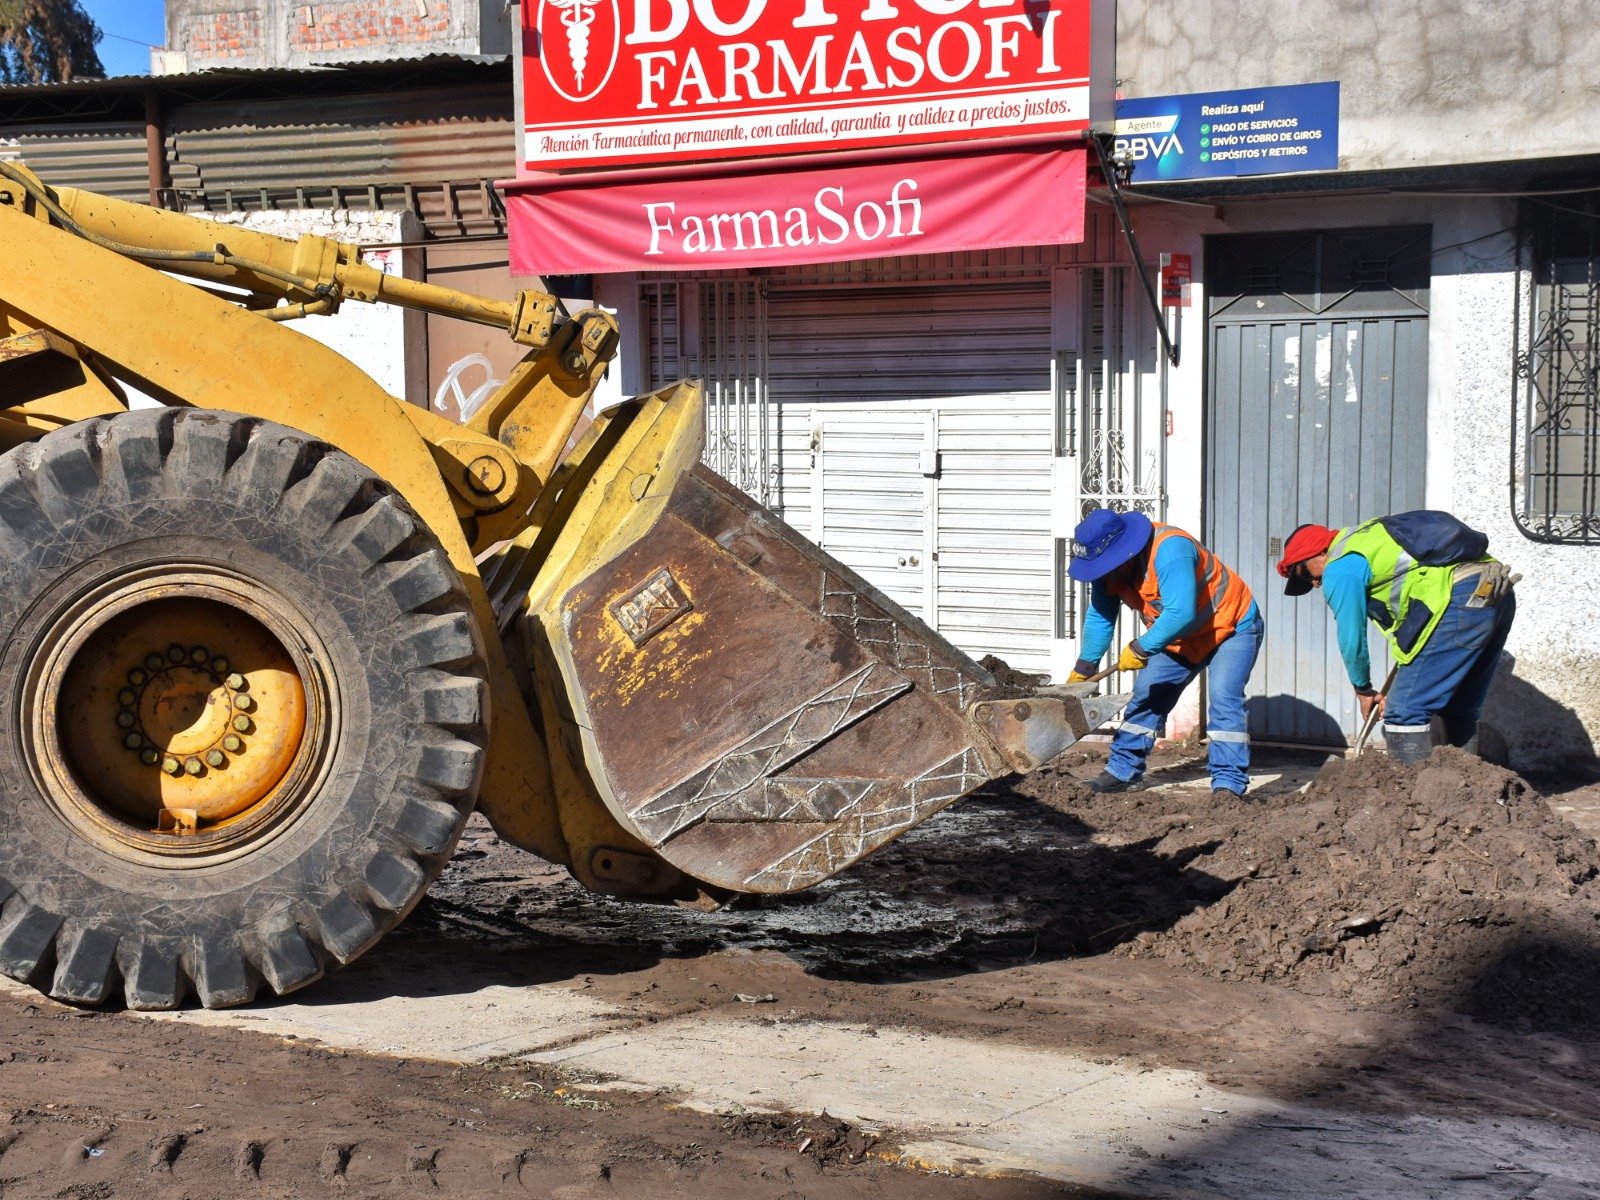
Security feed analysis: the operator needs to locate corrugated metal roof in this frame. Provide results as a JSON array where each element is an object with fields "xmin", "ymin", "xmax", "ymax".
[
  {"xmin": 165, "ymin": 120, "xmax": 514, "ymax": 193},
  {"xmin": 160, "ymin": 83, "xmax": 514, "ymax": 197},
  {"xmin": 0, "ymin": 123, "xmax": 150, "ymax": 203},
  {"xmin": 165, "ymin": 83, "xmax": 509, "ymax": 135},
  {"xmin": 2, "ymin": 55, "xmax": 518, "ymax": 234},
  {"xmin": 0, "ymin": 53, "xmax": 509, "ymax": 97}
]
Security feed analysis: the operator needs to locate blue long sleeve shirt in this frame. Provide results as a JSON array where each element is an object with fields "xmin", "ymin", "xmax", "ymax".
[
  {"xmin": 1321, "ymin": 552, "xmax": 1375, "ymax": 690},
  {"xmin": 1079, "ymin": 537, "xmax": 1260, "ymax": 663}
]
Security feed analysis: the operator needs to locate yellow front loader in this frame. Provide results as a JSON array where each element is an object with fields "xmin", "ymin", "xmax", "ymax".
[{"xmin": 0, "ymin": 162, "xmax": 1125, "ymax": 1009}]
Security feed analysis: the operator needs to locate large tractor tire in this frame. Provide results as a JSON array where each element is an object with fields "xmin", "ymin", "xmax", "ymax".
[{"xmin": 0, "ymin": 409, "xmax": 488, "ymax": 1009}]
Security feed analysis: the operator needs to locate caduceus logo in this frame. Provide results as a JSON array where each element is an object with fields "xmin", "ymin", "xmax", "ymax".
[{"xmin": 537, "ymin": 0, "xmax": 619, "ymax": 103}]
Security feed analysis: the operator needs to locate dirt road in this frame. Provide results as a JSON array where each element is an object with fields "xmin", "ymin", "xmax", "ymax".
[
  {"xmin": 0, "ymin": 994, "xmax": 1112, "ymax": 1199},
  {"xmin": 3, "ymin": 748, "xmax": 1598, "ymax": 1198}
]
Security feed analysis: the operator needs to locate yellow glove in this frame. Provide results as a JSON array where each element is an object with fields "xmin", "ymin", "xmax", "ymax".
[
  {"xmin": 1117, "ymin": 642, "xmax": 1150, "ymax": 673},
  {"xmin": 1066, "ymin": 658, "xmax": 1098, "ymax": 684},
  {"xmin": 1066, "ymin": 670, "xmax": 1090, "ymax": 683}
]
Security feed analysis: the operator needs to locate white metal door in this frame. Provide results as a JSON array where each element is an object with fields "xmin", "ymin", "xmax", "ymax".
[
  {"xmin": 770, "ymin": 279, "xmax": 1055, "ymax": 671},
  {"xmin": 810, "ymin": 409, "xmax": 936, "ymax": 619},
  {"xmin": 933, "ymin": 398, "xmax": 1054, "ymax": 671}
]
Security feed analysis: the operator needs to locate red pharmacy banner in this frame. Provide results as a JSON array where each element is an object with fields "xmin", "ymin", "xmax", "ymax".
[
  {"xmin": 505, "ymin": 145, "xmax": 1085, "ymax": 274},
  {"xmin": 519, "ymin": 0, "xmax": 1114, "ymax": 170}
]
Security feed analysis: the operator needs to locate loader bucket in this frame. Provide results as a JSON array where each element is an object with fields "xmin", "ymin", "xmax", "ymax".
[{"xmin": 517, "ymin": 384, "xmax": 1127, "ymax": 894}]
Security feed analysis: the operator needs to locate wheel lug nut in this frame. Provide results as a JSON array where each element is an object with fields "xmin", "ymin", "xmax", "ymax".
[
  {"xmin": 140, "ymin": 748, "xmax": 159, "ymax": 765},
  {"xmin": 234, "ymin": 693, "xmax": 255, "ymax": 713},
  {"xmin": 168, "ymin": 645, "xmax": 186, "ymax": 663},
  {"xmin": 226, "ymin": 673, "xmax": 247, "ymax": 691},
  {"xmin": 206, "ymin": 750, "xmax": 226, "ymax": 768},
  {"xmin": 190, "ymin": 646, "xmax": 209, "ymax": 663},
  {"xmin": 162, "ymin": 756, "xmax": 181, "ymax": 775},
  {"xmin": 123, "ymin": 733, "xmax": 143, "ymax": 750},
  {"xmin": 145, "ymin": 654, "xmax": 164, "ymax": 671},
  {"xmin": 223, "ymin": 735, "xmax": 243, "ymax": 753},
  {"xmin": 116, "ymin": 711, "xmax": 136, "ymax": 729},
  {"xmin": 183, "ymin": 757, "xmax": 203, "ymax": 776},
  {"xmin": 212, "ymin": 656, "xmax": 229, "ymax": 674},
  {"xmin": 232, "ymin": 715, "xmax": 252, "ymax": 733},
  {"xmin": 129, "ymin": 668, "xmax": 147, "ymax": 685},
  {"xmin": 118, "ymin": 688, "xmax": 136, "ymax": 706}
]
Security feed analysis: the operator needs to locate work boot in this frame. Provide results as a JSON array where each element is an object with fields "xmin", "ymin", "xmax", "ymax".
[
  {"xmin": 1385, "ymin": 729, "xmax": 1434, "ymax": 766},
  {"xmin": 1211, "ymin": 787, "xmax": 1244, "ymax": 802},
  {"xmin": 1086, "ymin": 770, "xmax": 1139, "ymax": 794}
]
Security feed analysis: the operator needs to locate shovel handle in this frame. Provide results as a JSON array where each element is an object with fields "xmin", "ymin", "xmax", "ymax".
[
  {"xmin": 1351, "ymin": 664, "xmax": 1398, "ymax": 756},
  {"xmin": 1070, "ymin": 663, "xmax": 1122, "ymax": 686}
]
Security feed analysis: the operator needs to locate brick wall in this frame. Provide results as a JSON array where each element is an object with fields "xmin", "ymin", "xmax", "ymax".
[
  {"xmin": 167, "ymin": 0, "xmax": 488, "ymax": 69},
  {"xmin": 183, "ymin": 8, "xmax": 266, "ymax": 62},
  {"xmin": 293, "ymin": 1, "xmax": 453, "ymax": 55}
]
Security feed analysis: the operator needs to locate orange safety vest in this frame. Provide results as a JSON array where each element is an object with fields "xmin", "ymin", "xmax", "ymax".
[{"xmin": 1104, "ymin": 523, "xmax": 1254, "ymax": 662}]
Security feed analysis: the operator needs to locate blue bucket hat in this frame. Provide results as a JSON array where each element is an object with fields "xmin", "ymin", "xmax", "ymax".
[{"xmin": 1067, "ymin": 507, "xmax": 1154, "ymax": 582}]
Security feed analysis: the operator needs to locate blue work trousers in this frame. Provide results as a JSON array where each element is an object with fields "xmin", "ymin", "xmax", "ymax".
[
  {"xmin": 1384, "ymin": 576, "xmax": 1516, "ymax": 744},
  {"xmin": 1105, "ymin": 617, "xmax": 1263, "ymax": 795}
]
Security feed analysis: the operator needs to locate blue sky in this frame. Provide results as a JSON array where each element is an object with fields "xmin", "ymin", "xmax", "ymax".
[{"xmin": 81, "ymin": 0, "xmax": 168, "ymax": 77}]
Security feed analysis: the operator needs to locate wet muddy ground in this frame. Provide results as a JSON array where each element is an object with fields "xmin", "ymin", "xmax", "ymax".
[{"xmin": 4, "ymin": 745, "xmax": 1599, "ymax": 1197}]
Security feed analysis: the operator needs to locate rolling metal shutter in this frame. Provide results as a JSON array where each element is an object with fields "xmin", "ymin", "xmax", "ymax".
[{"xmin": 766, "ymin": 279, "xmax": 1055, "ymax": 671}]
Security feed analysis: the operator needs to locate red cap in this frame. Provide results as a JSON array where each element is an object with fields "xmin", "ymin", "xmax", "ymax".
[{"xmin": 1277, "ymin": 524, "xmax": 1336, "ymax": 594}]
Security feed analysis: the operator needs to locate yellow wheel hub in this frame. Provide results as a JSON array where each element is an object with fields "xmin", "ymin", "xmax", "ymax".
[
  {"xmin": 26, "ymin": 567, "xmax": 333, "ymax": 864},
  {"xmin": 62, "ymin": 600, "xmax": 306, "ymax": 825}
]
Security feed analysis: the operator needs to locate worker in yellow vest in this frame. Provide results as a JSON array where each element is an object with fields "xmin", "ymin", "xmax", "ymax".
[
  {"xmin": 1275, "ymin": 511, "xmax": 1518, "ymax": 765},
  {"xmin": 1066, "ymin": 506, "xmax": 1262, "ymax": 798}
]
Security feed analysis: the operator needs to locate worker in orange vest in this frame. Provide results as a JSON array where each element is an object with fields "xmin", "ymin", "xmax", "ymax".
[{"xmin": 1066, "ymin": 507, "xmax": 1262, "ymax": 798}]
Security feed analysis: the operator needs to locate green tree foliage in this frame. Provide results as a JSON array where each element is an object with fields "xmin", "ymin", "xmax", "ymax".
[{"xmin": 0, "ymin": 0, "xmax": 105, "ymax": 84}]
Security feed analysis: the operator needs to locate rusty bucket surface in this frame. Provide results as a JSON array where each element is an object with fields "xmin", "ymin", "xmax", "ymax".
[{"xmin": 524, "ymin": 388, "xmax": 1128, "ymax": 894}]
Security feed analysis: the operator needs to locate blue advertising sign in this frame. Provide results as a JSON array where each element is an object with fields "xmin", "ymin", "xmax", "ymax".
[{"xmin": 1114, "ymin": 82, "xmax": 1340, "ymax": 183}]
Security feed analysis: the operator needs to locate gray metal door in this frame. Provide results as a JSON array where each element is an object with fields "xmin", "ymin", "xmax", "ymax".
[{"xmin": 1206, "ymin": 226, "xmax": 1431, "ymax": 745}]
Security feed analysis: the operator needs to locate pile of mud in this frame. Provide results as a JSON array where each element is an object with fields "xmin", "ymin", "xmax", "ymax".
[
  {"xmin": 977, "ymin": 653, "xmax": 1047, "ymax": 695},
  {"xmin": 1026, "ymin": 749, "xmax": 1600, "ymax": 1029},
  {"xmin": 723, "ymin": 1112, "xmax": 879, "ymax": 1169}
]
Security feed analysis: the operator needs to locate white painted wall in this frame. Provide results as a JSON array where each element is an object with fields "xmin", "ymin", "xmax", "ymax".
[
  {"xmin": 1117, "ymin": 204, "xmax": 1214, "ymax": 745},
  {"xmin": 193, "ymin": 209, "xmax": 424, "ymax": 403},
  {"xmin": 1423, "ymin": 206, "xmax": 1597, "ymax": 770}
]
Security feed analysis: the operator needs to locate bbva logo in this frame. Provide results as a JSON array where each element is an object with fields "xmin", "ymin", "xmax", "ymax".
[{"xmin": 536, "ymin": 0, "xmax": 620, "ymax": 103}]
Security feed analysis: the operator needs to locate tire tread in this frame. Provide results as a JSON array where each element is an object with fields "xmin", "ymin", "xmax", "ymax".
[{"xmin": 0, "ymin": 409, "xmax": 488, "ymax": 1011}]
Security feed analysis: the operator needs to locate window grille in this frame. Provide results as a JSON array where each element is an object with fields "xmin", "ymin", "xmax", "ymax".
[
  {"xmin": 1514, "ymin": 195, "xmax": 1600, "ymax": 543},
  {"xmin": 696, "ymin": 279, "xmax": 771, "ymax": 507}
]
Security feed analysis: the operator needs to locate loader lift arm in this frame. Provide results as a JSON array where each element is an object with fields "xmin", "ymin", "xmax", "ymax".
[{"xmin": 1, "ymin": 160, "xmax": 616, "ymax": 548}]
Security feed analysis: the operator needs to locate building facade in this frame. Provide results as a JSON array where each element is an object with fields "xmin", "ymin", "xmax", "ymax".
[{"xmin": 0, "ymin": 57, "xmax": 537, "ymax": 412}]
